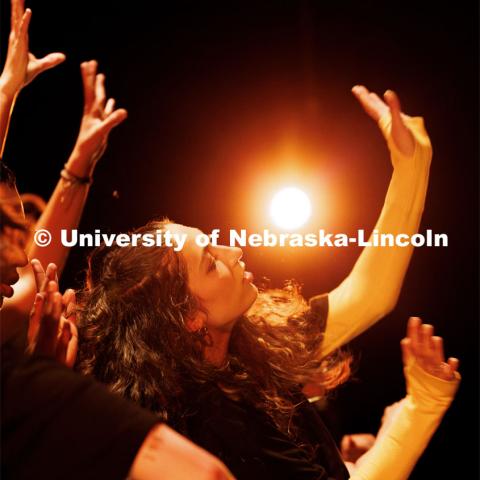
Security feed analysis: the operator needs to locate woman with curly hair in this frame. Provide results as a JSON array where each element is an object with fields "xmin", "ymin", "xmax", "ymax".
[{"xmin": 76, "ymin": 88, "xmax": 460, "ymax": 479}]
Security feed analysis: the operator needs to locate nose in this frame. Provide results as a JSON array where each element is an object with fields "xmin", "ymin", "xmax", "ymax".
[
  {"xmin": 11, "ymin": 248, "xmax": 28, "ymax": 281},
  {"xmin": 213, "ymin": 245, "xmax": 243, "ymax": 268}
]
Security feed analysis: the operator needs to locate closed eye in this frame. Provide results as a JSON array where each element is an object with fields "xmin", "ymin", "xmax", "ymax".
[{"xmin": 207, "ymin": 255, "xmax": 217, "ymax": 272}]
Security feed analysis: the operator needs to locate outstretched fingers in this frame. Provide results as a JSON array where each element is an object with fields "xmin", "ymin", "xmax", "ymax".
[
  {"xmin": 351, "ymin": 84, "xmax": 389, "ymax": 122},
  {"xmin": 418, "ymin": 323, "xmax": 434, "ymax": 359},
  {"xmin": 33, "ymin": 282, "xmax": 63, "ymax": 358},
  {"xmin": 11, "ymin": 0, "xmax": 25, "ymax": 33},
  {"xmin": 55, "ymin": 320, "xmax": 72, "ymax": 364},
  {"xmin": 18, "ymin": 8, "xmax": 31, "ymax": 41},
  {"xmin": 31, "ymin": 259, "xmax": 58, "ymax": 293},
  {"xmin": 105, "ymin": 98, "xmax": 116, "ymax": 116},
  {"xmin": 99, "ymin": 108, "xmax": 128, "ymax": 136},
  {"xmin": 406, "ymin": 316, "xmax": 421, "ymax": 356},
  {"xmin": 403, "ymin": 316, "xmax": 458, "ymax": 381},
  {"xmin": 431, "ymin": 336, "xmax": 445, "ymax": 365},
  {"xmin": 81, "ymin": 60, "xmax": 98, "ymax": 112},
  {"xmin": 447, "ymin": 357, "xmax": 460, "ymax": 373},
  {"xmin": 27, "ymin": 293, "xmax": 45, "ymax": 351},
  {"xmin": 400, "ymin": 337, "xmax": 413, "ymax": 366},
  {"xmin": 95, "ymin": 73, "xmax": 107, "ymax": 111},
  {"xmin": 383, "ymin": 89, "xmax": 415, "ymax": 155}
]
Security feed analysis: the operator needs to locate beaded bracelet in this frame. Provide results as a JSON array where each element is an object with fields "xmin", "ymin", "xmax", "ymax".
[{"xmin": 60, "ymin": 164, "xmax": 93, "ymax": 185}]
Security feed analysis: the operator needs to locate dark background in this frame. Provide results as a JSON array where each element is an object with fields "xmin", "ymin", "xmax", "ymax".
[{"xmin": 2, "ymin": 1, "xmax": 478, "ymax": 477}]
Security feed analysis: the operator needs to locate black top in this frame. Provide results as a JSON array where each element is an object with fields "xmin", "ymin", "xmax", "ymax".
[
  {"xmin": 185, "ymin": 293, "xmax": 350, "ymax": 480},
  {"xmin": 1, "ymin": 344, "xmax": 159, "ymax": 480}
]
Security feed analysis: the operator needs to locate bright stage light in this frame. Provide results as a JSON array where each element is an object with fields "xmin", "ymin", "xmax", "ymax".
[{"xmin": 269, "ymin": 187, "xmax": 312, "ymax": 230}]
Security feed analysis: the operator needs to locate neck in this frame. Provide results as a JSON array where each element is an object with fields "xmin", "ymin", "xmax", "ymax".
[{"xmin": 204, "ymin": 328, "xmax": 231, "ymax": 366}]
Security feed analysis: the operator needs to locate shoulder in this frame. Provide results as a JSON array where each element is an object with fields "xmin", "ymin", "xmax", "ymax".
[{"xmin": 2, "ymin": 356, "xmax": 159, "ymax": 479}]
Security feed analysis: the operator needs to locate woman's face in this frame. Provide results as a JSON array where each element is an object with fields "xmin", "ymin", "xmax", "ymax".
[{"xmin": 167, "ymin": 223, "xmax": 258, "ymax": 332}]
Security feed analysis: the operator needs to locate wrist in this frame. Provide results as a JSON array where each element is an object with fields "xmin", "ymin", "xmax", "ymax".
[
  {"xmin": 65, "ymin": 149, "xmax": 95, "ymax": 178},
  {"xmin": 404, "ymin": 360, "xmax": 460, "ymax": 411},
  {"xmin": 61, "ymin": 163, "xmax": 92, "ymax": 186},
  {"xmin": 0, "ymin": 76, "xmax": 20, "ymax": 101},
  {"xmin": 0, "ymin": 84, "xmax": 18, "ymax": 105}
]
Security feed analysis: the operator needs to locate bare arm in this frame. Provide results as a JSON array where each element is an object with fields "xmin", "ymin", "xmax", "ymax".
[
  {"xmin": 129, "ymin": 424, "xmax": 235, "ymax": 480},
  {"xmin": 321, "ymin": 88, "xmax": 432, "ymax": 357},
  {"xmin": 2, "ymin": 60, "xmax": 127, "ymax": 323},
  {"xmin": 0, "ymin": 0, "xmax": 65, "ymax": 158},
  {"xmin": 25, "ymin": 283, "xmax": 234, "ymax": 480}
]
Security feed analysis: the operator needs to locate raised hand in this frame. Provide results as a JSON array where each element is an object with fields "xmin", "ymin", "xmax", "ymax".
[
  {"xmin": 67, "ymin": 61, "xmax": 128, "ymax": 177},
  {"xmin": 0, "ymin": 0, "xmax": 65, "ymax": 99},
  {"xmin": 401, "ymin": 316, "xmax": 459, "ymax": 381},
  {"xmin": 351, "ymin": 85, "xmax": 415, "ymax": 157},
  {"xmin": 28, "ymin": 259, "xmax": 78, "ymax": 368}
]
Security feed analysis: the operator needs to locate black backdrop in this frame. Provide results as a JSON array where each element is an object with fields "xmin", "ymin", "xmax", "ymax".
[{"xmin": 2, "ymin": 1, "xmax": 478, "ymax": 477}]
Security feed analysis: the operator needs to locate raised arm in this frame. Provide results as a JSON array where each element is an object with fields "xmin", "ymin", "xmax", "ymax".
[
  {"xmin": 2, "ymin": 60, "xmax": 127, "ymax": 323},
  {"xmin": 321, "ymin": 87, "xmax": 432, "ymax": 357},
  {"xmin": 0, "ymin": 0, "xmax": 65, "ymax": 158},
  {"xmin": 349, "ymin": 317, "xmax": 460, "ymax": 480}
]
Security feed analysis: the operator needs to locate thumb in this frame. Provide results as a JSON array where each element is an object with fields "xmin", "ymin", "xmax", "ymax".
[{"xmin": 33, "ymin": 52, "xmax": 66, "ymax": 74}]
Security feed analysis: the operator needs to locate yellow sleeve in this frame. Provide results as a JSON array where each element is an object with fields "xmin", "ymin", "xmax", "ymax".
[
  {"xmin": 349, "ymin": 361, "xmax": 460, "ymax": 480},
  {"xmin": 320, "ymin": 115, "xmax": 432, "ymax": 358}
]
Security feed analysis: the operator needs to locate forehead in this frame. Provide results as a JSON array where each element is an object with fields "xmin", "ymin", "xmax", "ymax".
[
  {"xmin": 167, "ymin": 223, "xmax": 201, "ymax": 238},
  {"xmin": 167, "ymin": 223, "xmax": 203, "ymax": 264}
]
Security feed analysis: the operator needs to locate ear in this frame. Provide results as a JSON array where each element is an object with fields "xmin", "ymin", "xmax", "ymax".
[{"xmin": 185, "ymin": 311, "xmax": 206, "ymax": 333}]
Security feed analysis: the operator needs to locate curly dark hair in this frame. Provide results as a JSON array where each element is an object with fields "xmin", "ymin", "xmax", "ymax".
[{"xmin": 76, "ymin": 218, "xmax": 351, "ymax": 441}]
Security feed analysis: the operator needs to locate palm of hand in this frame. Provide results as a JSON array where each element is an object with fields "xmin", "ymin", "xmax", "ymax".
[
  {"xmin": 72, "ymin": 61, "xmax": 127, "ymax": 172},
  {"xmin": 76, "ymin": 106, "xmax": 110, "ymax": 165},
  {"xmin": 1, "ymin": 3, "xmax": 65, "ymax": 97},
  {"xmin": 401, "ymin": 317, "xmax": 459, "ymax": 382}
]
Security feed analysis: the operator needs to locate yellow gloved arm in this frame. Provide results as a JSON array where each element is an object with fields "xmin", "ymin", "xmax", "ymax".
[
  {"xmin": 321, "ymin": 114, "xmax": 432, "ymax": 358},
  {"xmin": 349, "ymin": 360, "xmax": 460, "ymax": 480}
]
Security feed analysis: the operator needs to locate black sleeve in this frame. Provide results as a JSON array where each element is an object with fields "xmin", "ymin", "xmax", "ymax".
[
  {"xmin": 2, "ymin": 356, "xmax": 159, "ymax": 480},
  {"xmin": 307, "ymin": 293, "xmax": 329, "ymax": 335}
]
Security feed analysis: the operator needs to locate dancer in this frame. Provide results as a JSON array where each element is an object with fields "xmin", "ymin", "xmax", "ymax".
[
  {"xmin": 77, "ymin": 80, "xmax": 458, "ymax": 477},
  {"xmin": 342, "ymin": 316, "xmax": 459, "ymax": 478}
]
